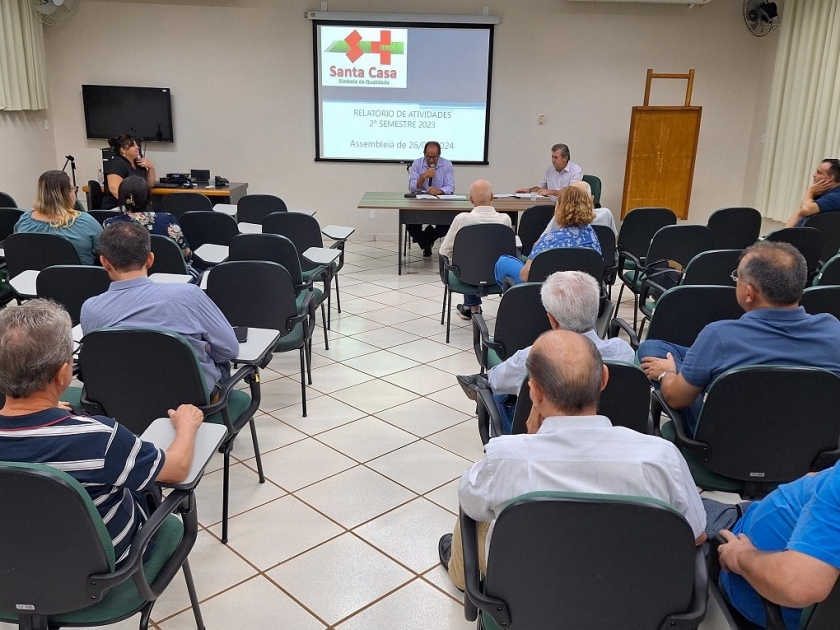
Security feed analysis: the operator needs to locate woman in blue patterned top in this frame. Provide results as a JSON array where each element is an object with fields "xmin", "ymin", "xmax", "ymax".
[
  {"xmin": 104, "ymin": 176, "xmax": 198, "ymax": 278},
  {"xmin": 495, "ymin": 186, "xmax": 601, "ymax": 287}
]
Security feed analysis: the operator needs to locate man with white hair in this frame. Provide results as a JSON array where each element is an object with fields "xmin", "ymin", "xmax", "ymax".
[
  {"xmin": 458, "ymin": 271, "xmax": 634, "ymax": 433},
  {"xmin": 541, "ymin": 180, "xmax": 617, "ymax": 235},
  {"xmin": 438, "ymin": 179, "xmax": 514, "ymax": 321}
]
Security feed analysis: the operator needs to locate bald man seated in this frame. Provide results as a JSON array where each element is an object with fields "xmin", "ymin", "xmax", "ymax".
[
  {"xmin": 437, "ymin": 180, "xmax": 513, "ymax": 320},
  {"xmin": 439, "ymin": 329, "xmax": 707, "ymax": 592}
]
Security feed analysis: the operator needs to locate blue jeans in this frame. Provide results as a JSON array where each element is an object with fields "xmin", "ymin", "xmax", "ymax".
[
  {"xmin": 636, "ymin": 339, "xmax": 703, "ymax": 435},
  {"xmin": 464, "ymin": 294, "xmax": 482, "ymax": 307},
  {"xmin": 494, "ymin": 255, "xmax": 526, "ymax": 289},
  {"xmin": 493, "ymin": 393, "xmax": 516, "ymax": 434}
]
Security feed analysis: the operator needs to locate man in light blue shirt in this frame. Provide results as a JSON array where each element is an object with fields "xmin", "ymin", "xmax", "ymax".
[
  {"xmin": 407, "ymin": 141, "xmax": 456, "ymax": 257},
  {"xmin": 81, "ymin": 222, "xmax": 238, "ymax": 395},
  {"xmin": 517, "ymin": 143, "xmax": 583, "ymax": 197}
]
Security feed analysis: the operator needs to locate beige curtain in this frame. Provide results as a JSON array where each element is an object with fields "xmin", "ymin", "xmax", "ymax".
[
  {"xmin": 0, "ymin": 0, "xmax": 49, "ymax": 111},
  {"xmin": 757, "ymin": 0, "xmax": 840, "ymax": 222}
]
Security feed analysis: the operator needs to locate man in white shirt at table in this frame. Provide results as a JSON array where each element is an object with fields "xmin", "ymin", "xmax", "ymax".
[
  {"xmin": 438, "ymin": 180, "xmax": 513, "ymax": 321},
  {"xmin": 517, "ymin": 143, "xmax": 583, "ymax": 197}
]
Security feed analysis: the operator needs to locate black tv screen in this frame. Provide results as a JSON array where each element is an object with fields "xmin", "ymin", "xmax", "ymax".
[{"xmin": 82, "ymin": 85, "xmax": 174, "ymax": 142}]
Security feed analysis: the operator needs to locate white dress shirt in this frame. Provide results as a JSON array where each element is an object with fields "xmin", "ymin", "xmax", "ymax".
[
  {"xmin": 438, "ymin": 206, "xmax": 513, "ymax": 259},
  {"xmin": 487, "ymin": 329, "xmax": 635, "ymax": 396},
  {"xmin": 458, "ymin": 414, "xmax": 707, "ymax": 556},
  {"xmin": 538, "ymin": 161, "xmax": 583, "ymax": 191}
]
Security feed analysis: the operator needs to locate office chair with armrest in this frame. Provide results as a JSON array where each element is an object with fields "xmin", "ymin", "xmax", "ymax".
[
  {"xmin": 475, "ymin": 361, "xmax": 652, "ymax": 444},
  {"xmin": 36, "ymin": 265, "xmax": 111, "ymax": 327},
  {"xmin": 516, "ymin": 204, "xmax": 554, "ymax": 257},
  {"xmin": 658, "ymin": 366, "xmax": 840, "ymax": 498},
  {"xmin": 149, "ymin": 234, "xmax": 192, "ymax": 277},
  {"xmin": 159, "ymin": 192, "xmax": 213, "ymax": 220},
  {"xmin": 461, "ymin": 491, "xmax": 707, "ymax": 630},
  {"xmin": 613, "ymin": 285, "xmax": 743, "ymax": 356},
  {"xmin": 801, "ymin": 285, "xmax": 840, "ymax": 320},
  {"xmin": 237, "ymin": 194, "xmax": 287, "ymax": 224},
  {"xmin": 812, "ymin": 253, "xmax": 840, "ymax": 286},
  {"xmin": 90, "ymin": 210, "xmax": 120, "ymax": 226},
  {"xmin": 803, "ymin": 212, "xmax": 840, "ymax": 265},
  {"xmin": 262, "ymin": 211, "xmax": 340, "ymax": 330},
  {"xmin": 592, "ymin": 223, "xmax": 618, "ymax": 294},
  {"xmin": 87, "ymin": 180, "xmax": 104, "ymax": 211},
  {"xmin": 472, "ymin": 282, "xmax": 549, "ymax": 374},
  {"xmin": 75, "ymin": 328, "xmax": 265, "ymax": 543},
  {"xmin": 619, "ymin": 224, "xmax": 714, "ymax": 335},
  {"xmin": 229, "ymin": 233, "xmax": 329, "ymax": 350},
  {"xmin": 0, "ymin": 192, "xmax": 18, "ymax": 208},
  {"xmin": 0, "ymin": 208, "xmax": 24, "ymax": 241},
  {"xmin": 178, "ymin": 211, "xmax": 239, "ymax": 268},
  {"xmin": 582, "ymin": 173, "xmax": 602, "ymax": 206},
  {"xmin": 0, "ymin": 461, "xmax": 204, "ymax": 630},
  {"xmin": 439, "ymin": 223, "xmax": 516, "ymax": 343},
  {"xmin": 637, "ymin": 249, "xmax": 741, "ymax": 338},
  {"xmin": 707, "ymin": 207, "xmax": 761, "ymax": 250},
  {"xmin": 765, "ymin": 227, "xmax": 823, "ymax": 279},
  {"xmin": 206, "ymin": 260, "xmax": 314, "ymax": 417}
]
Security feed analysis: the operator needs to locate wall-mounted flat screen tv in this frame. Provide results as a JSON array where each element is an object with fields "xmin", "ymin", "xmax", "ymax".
[{"xmin": 82, "ymin": 85, "xmax": 174, "ymax": 142}]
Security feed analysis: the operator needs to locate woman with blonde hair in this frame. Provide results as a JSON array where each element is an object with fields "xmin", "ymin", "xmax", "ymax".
[
  {"xmin": 494, "ymin": 185, "xmax": 601, "ymax": 286},
  {"xmin": 14, "ymin": 170, "xmax": 102, "ymax": 265}
]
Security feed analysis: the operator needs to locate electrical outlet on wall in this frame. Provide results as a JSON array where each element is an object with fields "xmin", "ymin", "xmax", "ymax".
[
  {"xmin": 44, "ymin": 119, "xmax": 50, "ymax": 130},
  {"xmin": 370, "ymin": 209, "xmax": 376, "ymax": 218}
]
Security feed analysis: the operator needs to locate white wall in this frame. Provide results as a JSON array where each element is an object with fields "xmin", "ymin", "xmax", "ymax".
[
  {"xmin": 32, "ymin": 0, "xmax": 780, "ymax": 236},
  {"xmin": 0, "ymin": 110, "xmax": 56, "ymax": 207}
]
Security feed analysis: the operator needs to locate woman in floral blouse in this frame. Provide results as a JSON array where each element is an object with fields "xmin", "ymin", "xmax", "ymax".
[
  {"xmin": 105, "ymin": 176, "xmax": 197, "ymax": 277},
  {"xmin": 494, "ymin": 186, "xmax": 601, "ymax": 287}
]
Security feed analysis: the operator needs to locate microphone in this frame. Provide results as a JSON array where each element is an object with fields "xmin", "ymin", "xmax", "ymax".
[{"xmin": 427, "ymin": 164, "xmax": 436, "ymax": 190}]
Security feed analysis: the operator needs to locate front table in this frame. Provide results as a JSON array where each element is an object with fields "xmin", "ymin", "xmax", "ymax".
[{"xmin": 356, "ymin": 192, "xmax": 547, "ymax": 274}]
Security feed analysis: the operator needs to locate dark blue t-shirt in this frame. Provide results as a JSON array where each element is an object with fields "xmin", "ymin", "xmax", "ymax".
[
  {"xmin": 815, "ymin": 187, "xmax": 840, "ymax": 213},
  {"xmin": 723, "ymin": 464, "xmax": 840, "ymax": 628}
]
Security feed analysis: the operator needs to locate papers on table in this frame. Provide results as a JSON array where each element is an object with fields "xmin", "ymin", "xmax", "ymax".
[
  {"xmin": 513, "ymin": 193, "xmax": 548, "ymax": 199},
  {"xmin": 416, "ymin": 194, "xmax": 468, "ymax": 200},
  {"xmin": 493, "ymin": 193, "xmax": 516, "ymax": 198},
  {"xmin": 194, "ymin": 244, "xmax": 229, "ymax": 264},
  {"xmin": 303, "ymin": 246, "xmax": 341, "ymax": 265},
  {"xmin": 322, "ymin": 225, "xmax": 355, "ymax": 241},
  {"xmin": 141, "ymin": 418, "xmax": 227, "ymax": 489}
]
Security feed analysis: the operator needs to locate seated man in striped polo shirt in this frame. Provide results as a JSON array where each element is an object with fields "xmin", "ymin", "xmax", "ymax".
[{"xmin": 0, "ymin": 299, "xmax": 204, "ymax": 566}]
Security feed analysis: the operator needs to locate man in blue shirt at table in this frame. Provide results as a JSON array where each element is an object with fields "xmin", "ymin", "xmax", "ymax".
[
  {"xmin": 407, "ymin": 141, "xmax": 455, "ymax": 257},
  {"xmin": 81, "ymin": 221, "xmax": 238, "ymax": 398},
  {"xmin": 785, "ymin": 158, "xmax": 840, "ymax": 227},
  {"xmin": 639, "ymin": 240, "xmax": 840, "ymax": 436}
]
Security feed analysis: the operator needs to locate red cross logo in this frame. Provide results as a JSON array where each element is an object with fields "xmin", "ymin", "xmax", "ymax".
[{"xmin": 343, "ymin": 30, "xmax": 394, "ymax": 65}]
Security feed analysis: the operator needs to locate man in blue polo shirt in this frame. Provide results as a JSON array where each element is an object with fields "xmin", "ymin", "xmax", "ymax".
[
  {"xmin": 639, "ymin": 240, "xmax": 840, "ymax": 435},
  {"xmin": 785, "ymin": 158, "xmax": 840, "ymax": 227},
  {"xmin": 704, "ymin": 465, "xmax": 840, "ymax": 629}
]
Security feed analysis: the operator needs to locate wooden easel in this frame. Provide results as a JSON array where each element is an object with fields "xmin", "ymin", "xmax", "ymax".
[{"xmin": 621, "ymin": 69, "xmax": 702, "ymax": 220}]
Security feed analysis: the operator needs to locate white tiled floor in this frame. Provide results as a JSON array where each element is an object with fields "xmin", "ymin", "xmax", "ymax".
[{"xmin": 4, "ymin": 238, "xmax": 738, "ymax": 629}]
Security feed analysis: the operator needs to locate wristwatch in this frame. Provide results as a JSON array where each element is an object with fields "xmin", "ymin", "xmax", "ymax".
[{"xmin": 658, "ymin": 370, "xmax": 676, "ymax": 383}]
